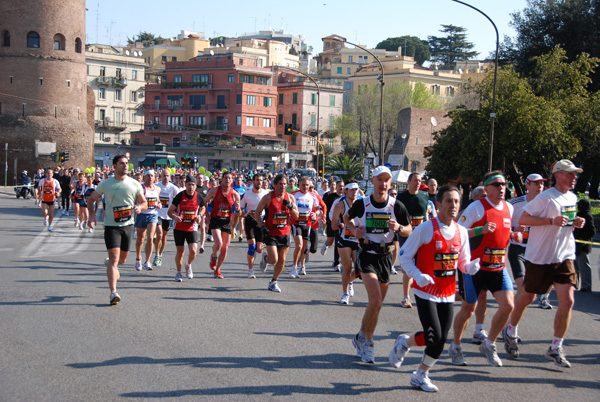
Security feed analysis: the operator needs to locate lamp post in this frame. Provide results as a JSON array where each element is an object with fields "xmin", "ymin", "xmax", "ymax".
[
  {"xmin": 332, "ymin": 37, "xmax": 385, "ymax": 165},
  {"xmin": 452, "ymin": 0, "xmax": 499, "ymax": 172},
  {"xmin": 278, "ymin": 66, "xmax": 321, "ymax": 177},
  {"xmin": 400, "ymin": 133, "xmax": 407, "ymax": 170}
]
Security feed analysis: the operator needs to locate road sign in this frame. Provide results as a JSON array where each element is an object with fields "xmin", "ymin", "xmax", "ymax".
[
  {"xmin": 104, "ymin": 152, "xmax": 109, "ymax": 157},
  {"xmin": 116, "ymin": 146, "xmax": 120, "ymax": 153},
  {"xmin": 333, "ymin": 171, "xmax": 348, "ymax": 175},
  {"xmin": 125, "ymin": 152, "xmax": 130, "ymax": 158},
  {"xmin": 384, "ymin": 163, "xmax": 392, "ymax": 170},
  {"xmin": 363, "ymin": 158, "xmax": 373, "ymax": 165}
]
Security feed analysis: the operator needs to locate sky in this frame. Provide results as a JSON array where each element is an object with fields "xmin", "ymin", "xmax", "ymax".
[{"xmin": 85, "ymin": 0, "xmax": 529, "ymax": 60}]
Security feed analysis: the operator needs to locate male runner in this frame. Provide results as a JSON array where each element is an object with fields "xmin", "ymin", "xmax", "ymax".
[
  {"xmin": 204, "ymin": 171, "xmax": 241, "ymax": 279},
  {"xmin": 239, "ymin": 174, "xmax": 270, "ymax": 279},
  {"xmin": 168, "ymin": 175, "xmax": 205, "ymax": 281},
  {"xmin": 255, "ymin": 174, "xmax": 299, "ymax": 292},
  {"xmin": 59, "ymin": 168, "xmax": 72, "ymax": 216},
  {"xmin": 232, "ymin": 174, "xmax": 247, "ymax": 242},
  {"xmin": 389, "ymin": 185, "xmax": 479, "ymax": 392},
  {"xmin": 427, "ymin": 178, "xmax": 438, "ymax": 204},
  {"xmin": 290, "ymin": 177, "xmax": 318, "ymax": 277},
  {"xmin": 504, "ymin": 160, "xmax": 585, "ymax": 367},
  {"xmin": 322, "ymin": 180, "xmax": 345, "ymax": 272},
  {"xmin": 83, "ymin": 174, "xmax": 97, "ymax": 233},
  {"xmin": 154, "ymin": 169, "xmax": 180, "ymax": 267},
  {"xmin": 134, "ymin": 170, "xmax": 162, "ymax": 271},
  {"xmin": 345, "ymin": 166, "xmax": 411, "ymax": 363},
  {"xmin": 449, "ymin": 171, "xmax": 518, "ymax": 367},
  {"xmin": 87, "ymin": 155, "xmax": 147, "ymax": 305},
  {"xmin": 38, "ymin": 168, "xmax": 62, "ymax": 231},
  {"xmin": 33, "ymin": 168, "xmax": 43, "ymax": 206}
]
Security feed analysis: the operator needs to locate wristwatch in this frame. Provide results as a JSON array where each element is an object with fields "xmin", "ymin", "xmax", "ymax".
[{"xmin": 396, "ymin": 224, "xmax": 404, "ymax": 233}]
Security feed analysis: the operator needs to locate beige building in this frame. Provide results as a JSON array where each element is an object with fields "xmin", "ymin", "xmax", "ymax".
[{"xmin": 86, "ymin": 44, "xmax": 147, "ymax": 146}]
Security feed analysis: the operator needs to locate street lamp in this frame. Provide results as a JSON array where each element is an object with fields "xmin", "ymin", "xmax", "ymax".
[
  {"xmin": 332, "ymin": 37, "xmax": 385, "ymax": 165},
  {"xmin": 400, "ymin": 133, "xmax": 408, "ymax": 170},
  {"xmin": 452, "ymin": 0, "xmax": 499, "ymax": 172},
  {"xmin": 277, "ymin": 66, "xmax": 321, "ymax": 177}
]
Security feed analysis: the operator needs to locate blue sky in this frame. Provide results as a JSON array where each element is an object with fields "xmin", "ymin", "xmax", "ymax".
[{"xmin": 86, "ymin": 0, "xmax": 528, "ymax": 59}]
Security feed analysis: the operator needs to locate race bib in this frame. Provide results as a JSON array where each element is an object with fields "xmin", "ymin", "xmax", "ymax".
[
  {"xmin": 433, "ymin": 252, "xmax": 459, "ymax": 277},
  {"xmin": 181, "ymin": 210, "xmax": 196, "ymax": 223},
  {"xmin": 159, "ymin": 196, "xmax": 169, "ymax": 207},
  {"xmin": 365, "ymin": 212, "xmax": 391, "ymax": 234},
  {"xmin": 344, "ymin": 228, "xmax": 356, "ymax": 240},
  {"xmin": 561, "ymin": 205, "xmax": 576, "ymax": 226},
  {"xmin": 113, "ymin": 205, "xmax": 132, "ymax": 223},
  {"xmin": 410, "ymin": 216, "xmax": 424, "ymax": 227},
  {"xmin": 482, "ymin": 247, "xmax": 506, "ymax": 269},
  {"xmin": 297, "ymin": 212, "xmax": 309, "ymax": 226},
  {"xmin": 147, "ymin": 196, "xmax": 158, "ymax": 210},
  {"xmin": 273, "ymin": 212, "xmax": 288, "ymax": 228},
  {"xmin": 217, "ymin": 208, "xmax": 230, "ymax": 218},
  {"xmin": 522, "ymin": 226, "xmax": 530, "ymax": 245}
]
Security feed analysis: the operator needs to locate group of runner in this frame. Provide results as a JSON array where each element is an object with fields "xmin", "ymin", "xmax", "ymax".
[{"xmin": 34, "ymin": 155, "xmax": 587, "ymax": 392}]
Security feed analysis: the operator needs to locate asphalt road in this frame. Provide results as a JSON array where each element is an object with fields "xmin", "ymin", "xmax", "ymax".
[{"xmin": 0, "ymin": 189, "xmax": 599, "ymax": 401}]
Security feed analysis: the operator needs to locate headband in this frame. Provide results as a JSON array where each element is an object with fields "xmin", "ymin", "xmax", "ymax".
[
  {"xmin": 345, "ymin": 183, "xmax": 359, "ymax": 190},
  {"xmin": 483, "ymin": 174, "xmax": 504, "ymax": 186}
]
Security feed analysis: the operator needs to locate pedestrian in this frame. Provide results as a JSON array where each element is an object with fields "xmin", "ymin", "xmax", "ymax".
[{"xmin": 574, "ymin": 198, "xmax": 596, "ymax": 292}]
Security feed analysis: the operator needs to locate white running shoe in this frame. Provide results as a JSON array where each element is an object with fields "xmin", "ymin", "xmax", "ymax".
[
  {"xmin": 410, "ymin": 370, "xmax": 439, "ymax": 392},
  {"xmin": 348, "ymin": 282, "xmax": 354, "ymax": 297},
  {"xmin": 152, "ymin": 255, "xmax": 160, "ymax": 266},
  {"xmin": 479, "ymin": 343, "xmax": 503, "ymax": 367},
  {"xmin": 299, "ymin": 266, "xmax": 306, "ymax": 276},
  {"xmin": 289, "ymin": 266, "xmax": 300, "ymax": 279},
  {"xmin": 47, "ymin": 225, "xmax": 52, "ymax": 232},
  {"xmin": 268, "ymin": 280, "xmax": 281, "ymax": 293},
  {"xmin": 78, "ymin": 222, "xmax": 84, "ymax": 230},
  {"xmin": 320, "ymin": 244, "xmax": 329, "ymax": 256},
  {"xmin": 74, "ymin": 219, "xmax": 79, "ymax": 227},
  {"xmin": 88, "ymin": 227, "xmax": 93, "ymax": 233},
  {"xmin": 110, "ymin": 292, "xmax": 121, "ymax": 305},
  {"xmin": 135, "ymin": 259, "xmax": 142, "ymax": 271},
  {"xmin": 43, "ymin": 217, "xmax": 48, "ymax": 226},
  {"xmin": 64, "ymin": 210, "xmax": 69, "ymax": 216},
  {"xmin": 334, "ymin": 263, "xmax": 341, "ymax": 272},
  {"xmin": 449, "ymin": 345, "xmax": 467, "ymax": 366},
  {"xmin": 362, "ymin": 341, "xmax": 375, "ymax": 364},
  {"xmin": 185, "ymin": 263, "xmax": 193, "ymax": 279},
  {"xmin": 259, "ymin": 252, "xmax": 268, "ymax": 272},
  {"xmin": 340, "ymin": 293, "xmax": 350, "ymax": 304},
  {"xmin": 391, "ymin": 267, "xmax": 398, "ymax": 275},
  {"xmin": 538, "ymin": 294, "xmax": 553, "ymax": 309},
  {"xmin": 472, "ymin": 329, "xmax": 488, "ymax": 344},
  {"xmin": 389, "ymin": 334, "xmax": 410, "ymax": 368},
  {"xmin": 143, "ymin": 261, "xmax": 153, "ymax": 271},
  {"xmin": 352, "ymin": 333, "xmax": 364, "ymax": 358},
  {"xmin": 248, "ymin": 269, "xmax": 256, "ymax": 279},
  {"xmin": 175, "ymin": 271, "xmax": 183, "ymax": 282}
]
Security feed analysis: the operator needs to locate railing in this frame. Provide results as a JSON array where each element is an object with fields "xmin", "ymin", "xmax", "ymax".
[
  {"xmin": 96, "ymin": 76, "xmax": 111, "ymax": 85},
  {"xmin": 162, "ymin": 81, "xmax": 212, "ymax": 89},
  {"xmin": 144, "ymin": 103, "xmax": 228, "ymax": 111}
]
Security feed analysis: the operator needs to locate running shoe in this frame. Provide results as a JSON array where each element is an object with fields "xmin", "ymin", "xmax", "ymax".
[
  {"xmin": 209, "ymin": 255, "xmax": 217, "ymax": 271},
  {"xmin": 389, "ymin": 334, "xmax": 410, "ymax": 368},
  {"xmin": 472, "ymin": 329, "xmax": 488, "ymax": 345},
  {"xmin": 340, "ymin": 293, "xmax": 350, "ymax": 305},
  {"xmin": 207, "ymin": 234, "xmax": 212, "ymax": 242},
  {"xmin": 391, "ymin": 267, "xmax": 398, "ymax": 275},
  {"xmin": 47, "ymin": 225, "xmax": 52, "ymax": 232},
  {"xmin": 299, "ymin": 266, "xmax": 306, "ymax": 276},
  {"xmin": 185, "ymin": 263, "xmax": 193, "ymax": 279},
  {"xmin": 152, "ymin": 255, "xmax": 160, "ymax": 266},
  {"xmin": 259, "ymin": 252, "xmax": 268, "ymax": 272},
  {"xmin": 545, "ymin": 346, "xmax": 571, "ymax": 368},
  {"xmin": 334, "ymin": 263, "xmax": 341, "ymax": 272},
  {"xmin": 479, "ymin": 343, "xmax": 503, "ymax": 367},
  {"xmin": 88, "ymin": 227, "xmax": 93, "ymax": 234},
  {"xmin": 289, "ymin": 267, "xmax": 300, "ymax": 279},
  {"xmin": 231, "ymin": 231, "xmax": 236, "ymax": 240},
  {"xmin": 198, "ymin": 246, "xmax": 205, "ymax": 254},
  {"xmin": 238, "ymin": 235, "xmax": 243, "ymax": 242},
  {"xmin": 110, "ymin": 292, "xmax": 121, "ymax": 305},
  {"xmin": 348, "ymin": 282, "xmax": 354, "ymax": 297},
  {"xmin": 214, "ymin": 268, "xmax": 224, "ymax": 279},
  {"xmin": 78, "ymin": 222, "xmax": 84, "ymax": 230},
  {"xmin": 268, "ymin": 279, "xmax": 281, "ymax": 293},
  {"xmin": 538, "ymin": 294, "xmax": 553, "ymax": 309},
  {"xmin": 410, "ymin": 370, "xmax": 439, "ymax": 393},
  {"xmin": 362, "ymin": 340, "xmax": 375, "ymax": 364},
  {"xmin": 248, "ymin": 269, "xmax": 256, "ymax": 279},
  {"xmin": 352, "ymin": 333, "xmax": 364, "ymax": 358},
  {"xmin": 74, "ymin": 219, "xmax": 80, "ymax": 227},
  {"xmin": 43, "ymin": 217, "xmax": 48, "ymax": 226},
  {"xmin": 502, "ymin": 327, "xmax": 519, "ymax": 359},
  {"xmin": 449, "ymin": 345, "xmax": 467, "ymax": 366},
  {"xmin": 400, "ymin": 296, "xmax": 412, "ymax": 308},
  {"xmin": 143, "ymin": 261, "xmax": 153, "ymax": 271},
  {"xmin": 135, "ymin": 259, "xmax": 142, "ymax": 271},
  {"xmin": 175, "ymin": 271, "xmax": 182, "ymax": 282},
  {"xmin": 64, "ymin": 210, "xmax": 69, "ymax": 216},
  {"xmin": 320, "ymin": 244, "xmax": 329, "ymax": 256}
]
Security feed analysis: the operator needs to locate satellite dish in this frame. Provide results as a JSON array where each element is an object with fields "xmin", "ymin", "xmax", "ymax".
[
  {"xmin": 133, "ymin": 51, "xmax": 139, "ymax": 57},
  {"xmin": 458, "ymin": 68, "xmax": 463, "ymax": 74},
  {"xmin": 210, "ymin": 50, "xmax": 215, "ymax": 56},
  {"xmin": 430, "ymin": 117, "xmax": 438, "ymax": 127},
  {"xmin": 125, "ymin": 50, "xmax": 130, "ymax": 56}
]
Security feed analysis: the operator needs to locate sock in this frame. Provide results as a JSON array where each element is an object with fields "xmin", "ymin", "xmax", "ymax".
[
  {"xmin": 485, "ymin": 339, "xmax": 495, "ymax": 348},
  {"xmin": 270, "ymin": 277, "xmax": 276, "ymax": 282},
  {"xmin": 365, "ymin": 339, "xmax": 374, "ymax": 346},
  {"xmin": 266, "ymin": 263, "xmax": 275, "ymax": 270},
  {"xmin": 416, "ymin": 366, "xmax": 428, "ymax": 377},
  {"xmin": 551, "ymin": 336, "xmax": 564, "ymax": 350},
  {"xmin": 451, "ymin": 342, "xmax": 461, "ymax": 350},
  {"xmin": 475, "ymin": 323, "xmax": 484, "ymax": 332},
  {"xmin": 357, "ymin": 330, "xmax": 366, "ymax": 342},
  {"xmin": 507, "ymin": 324, "xmax": 518, "ymax": 338}
]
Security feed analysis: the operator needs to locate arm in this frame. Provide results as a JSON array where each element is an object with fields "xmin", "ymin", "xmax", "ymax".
[
  {"xmin": 398, "ymin": 224, "xmax": 435, "ymax": 287},
  {"xmin": 255, "ymin": 194, "xmax": 270, "ymax": 227},
  {"xmin": 204, "ymin": 188, "xmax": 216, "ymax": 206},
  {"xmin": 135, "ymin": 193, "xmax": 147, "ymax": 214},
  {"xmin": 331, "ymin": 202, "xmax": 345, "ymax": 229},
  {"xmin": 287, "ymin": 195, "xmax": 300, "ymax": 220},
  {"xmin": 86, "ymin": 191, "xmax": 102, "ymax": 227},
  {"xmin": 167, "ymin": 204, "xmax": 181, "ymax": 223}
]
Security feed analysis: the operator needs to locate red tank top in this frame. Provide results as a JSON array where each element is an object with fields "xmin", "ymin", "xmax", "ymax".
[
  {"xmin": 265, "ymin": 192, "xmax": 291, "ymax": 236},
  {"xmin": 42, "ymin": 179, "xmax": 56, "ymax": 203},
  {"xmin": 413, "ymin": 219, "xmax": 462, "ymax": 298},
  {"xmin": 471, "ymin": 198, "xmax": 511, "ymax": 271},
  {"xmin": 210, "ymin": 186, "xmax": 234, "ymax": 219},
  {"xmin": 175, "ymin": 191, "xmax": 199, "ymax": 232}
]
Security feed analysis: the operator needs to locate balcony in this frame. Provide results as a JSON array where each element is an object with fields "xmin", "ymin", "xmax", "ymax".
[
  {"xmin": 95, "ymin": 119, "xmax": 126, "ymax": 131},
  {"xmin": 144, "ymin": 103, "xmax": 206, "ymax": 111},
  {"xmin": 113, "ymin": 76, "xmax": 127, "ymax": 87},
  {"xmin": 162, "ymin": 81, "xmax": 212, "ymax": 89},
  {"xmin": 96, "ymin": 76, "xmax": 111, "ymax": 86}
]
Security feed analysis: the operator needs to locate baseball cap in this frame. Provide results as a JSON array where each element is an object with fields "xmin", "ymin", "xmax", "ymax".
[
  {"xmin": 372, "ymin": 166, "xmax": 392, "ymax": 178},
  {"xmin": 419, "ymin": 183, "xmax": 429, "ymax": 191},
  {"xmin": 551, "ymin": 159, "xmax": 583, "ymax": 174},
  {"xmin": 185, "ymin": 174, "xmax": 197, "ymax": 184},
  {"xmin": 526, "ymin": 173, "xmax": 547, "ymax": 183},
  {"xmin": 144, "ymin": 169, "xmax": 155, "ymax": 176}
]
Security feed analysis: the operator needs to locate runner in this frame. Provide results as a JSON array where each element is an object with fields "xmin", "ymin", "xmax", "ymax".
[
  {"xmin": 204, "ymin": 171, "xmax": 241, "ymax": 279},
  {"xmin": 83, "ymin": 174, "xmax": 97, "ymax": 233},
  {"xmin": 331, "ymin": 180, "xmax": 361, "ymax": 304},
  {"xmin": 255, "ymin": 174, "xmax": 300, "ymax": 292},
  {"xmin": 168, "ymin": 175, "xmax": 205, "ymax": 282},
  {"xmin": 239, "ymin": 174, "xmax": 270, "ymax": 279},
  {"xmin": 306, "ymin": 184, "xmax": 327, "ymax": 261},
  {"xmin": 134, "ymin": 170, "xmax": 162, "ymax": 271},
  {"xmin": 71, "ymin": 172, "xmax": 88, "ymax": 230},
  {"xmin": 59, "ymin": 168, "xmax": 72, "ymax": 216},
  {"xmin": 449, "ymin": 171, "xmax": 518, "ymax": 367},
  {"xmin": 33, "ymin": 168, "xmax": 43, "ymax": 206},
  {"xmin": 345, "ymin": 166, "xmax": 411, "ymax": 363},
  {"xmin": 322, "ymin": 180, "xmax": 345, "ymax": 272},
  {"xmin": 196, "ymin": 173, "xmax": 210, "ymax": 253},
  {"xmin": 86, "ymin": 155, "xmax": 147, "ymax": 305},
  {"xmin": 389, "ymin": 185, "xmax": 479, "ymax": 392},
  {"xmin": 232, "ymin": 174, "xmax": 247, "ymax": 243},
  {"xmin": 289, "ymin": 177, "xmax": 319, "ymax": 278},
  {"xmin": 37, "ymin": 168, "xmax": 62, "ymax": 232},
  {"xmin": 154, "ymin": 169, "xmax": 180, "ymax": 267},
  {"xmin": 504, "ymin": 160, "xmax": 585, "ymax": 367}
]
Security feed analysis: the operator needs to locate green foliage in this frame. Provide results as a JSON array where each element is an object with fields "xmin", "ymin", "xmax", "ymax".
[
  {"xmin": 375, "ymin": 36, "xmax": 431, "ymax": 65},
  {"xmin": 428, "ymin": 24, "xmax": 478, "ymax": 69},
  {"xmin": 324, "ymin": 155, "xmax": 364, "ymax": 182},
  {"xmin": 329, "ymin": 114, "xmax": 360, "ymax": 156},
  {"xmin": 127, "ymin": 31, "xmax": 166, "ymax": 46}
]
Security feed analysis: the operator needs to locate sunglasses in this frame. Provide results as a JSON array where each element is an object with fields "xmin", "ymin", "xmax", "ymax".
[
  {"xmin": 488, "ymin": 182, "xmax": 506, "ymax": 188},
  {"xmin": 389, "ymin": 192, "xmax": 398, "ymax": 196}
]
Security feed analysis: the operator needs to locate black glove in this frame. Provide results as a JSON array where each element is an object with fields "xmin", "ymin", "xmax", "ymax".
[
  {"xmin": 282, "ymin": 199, "xmax": 293, "ymax": 210},
  {"xmin": 261, "ymin": 226, "xmax": 270, "ymax": 237}
]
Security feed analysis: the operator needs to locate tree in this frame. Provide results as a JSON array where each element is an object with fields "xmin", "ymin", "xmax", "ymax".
[
  {"xmin": 428, "ymin": 24, "xmax": 478, "ymax": 69},
  {"xmin": 376, "ymin": 36, "xmax": 431, "ymax": 65},
  {"xmin": 127, "ymin": 31, "xmax": 166, "ymax": 47},
  {"xmin": 329, "ymin": 113, "xmax": 361, "ymax": 156},
  {"xmin": 324, "ymin": 155, "xmax": 364, "ymax": 182}
]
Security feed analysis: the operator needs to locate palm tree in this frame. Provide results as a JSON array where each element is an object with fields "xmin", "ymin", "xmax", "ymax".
[{"xmin": 325, "ymin": 155, "xmax": 364, "ymax": 182}]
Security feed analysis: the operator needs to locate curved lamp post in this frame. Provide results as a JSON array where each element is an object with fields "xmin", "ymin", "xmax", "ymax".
[
  {"xmin": 452, "ymin": 0, "xmax": 499, "ymax": 172},
  {"xmin": 332, "ymin": 37, "xmax": 385, "ymax": 165}
]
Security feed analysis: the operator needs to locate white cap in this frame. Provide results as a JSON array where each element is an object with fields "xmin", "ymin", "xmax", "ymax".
[
  {"xmin": 526, "ymin": 173, "xmax": 546, "ymax": 183},
  {"xmin": 144, "ymin": 169, "xmax": 155, "ymax": 176},
  {"xmin": 345, "ymin": 182, "xmax": 359, "ymax": 190},
  {"xmin": 551, "ymin": 159, "xmax": 583, "ymax": 174},
  {"xmin": 372, "ymin": 165, "xmax": 392, "ymax": 178}
]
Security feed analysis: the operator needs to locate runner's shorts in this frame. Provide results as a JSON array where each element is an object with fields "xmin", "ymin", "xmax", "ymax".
[
  {"xmin": 356, "ymin": 248, "xmax": 393, "ymax": 284},
  {"xmin": 135, "ymin": 213, "xmax": 158, "ymax": 229},
  {"xmin": 104, "ymin": 225, "xmax": 134, "ymax": 251}
]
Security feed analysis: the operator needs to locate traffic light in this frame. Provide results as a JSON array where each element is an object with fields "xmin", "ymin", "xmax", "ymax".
[
  {"xmin": 187, "ymin": 157, "xmax": 193, "ymax": 169},
  {"xmin": 284, "ymin": 123, "xmax": 293, "ymax": 135},
  {"xmin": 51, "ymin": 152, "xmax": 58, "ymax": 162},
  {"xmin": 181, "ymin": 156, "xmax": 186, "ymax": 168},
  {"xmin": 63, "ymin": 151, "xmax": 70, "ymax": 161},
  {"xmin": 318, "ymin": 167, "xmax": 323, "ymax": 176},
  {"xmin": 59, "ymin": 151, "xmax": 66, "ymax": 163}
]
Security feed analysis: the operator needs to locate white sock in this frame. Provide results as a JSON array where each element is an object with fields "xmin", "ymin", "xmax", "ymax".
[
  {"xmin": 475, "ymin": 324, "xmax": 484, "ymax": 332},
  {"xmin": 551, "ymin": 336, "xmax": 564, "ymax": 350}
]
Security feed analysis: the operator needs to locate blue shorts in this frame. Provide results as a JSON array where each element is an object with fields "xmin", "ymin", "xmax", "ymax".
[
  {"xmin": 135, "ymin": 213, "xmax": 158, "ymax": 229},
  {"xmin": 460, "ymin": 267, "xmax": 513, "ymax": 304}
]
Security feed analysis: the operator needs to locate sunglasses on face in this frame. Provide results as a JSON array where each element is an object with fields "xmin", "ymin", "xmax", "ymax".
[{"xmin": 488, "ymin": 182, "xmax": 506, "ymax": 188}]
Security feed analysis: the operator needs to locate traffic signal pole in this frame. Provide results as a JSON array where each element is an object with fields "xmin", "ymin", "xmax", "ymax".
[{"xmin": 292, "ymin": 129, "xmax": 324, "ymax": 181}]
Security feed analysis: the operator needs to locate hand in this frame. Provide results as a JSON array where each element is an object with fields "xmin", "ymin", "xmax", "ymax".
[
  {"xmin": 87, "ymin": 216, "xmax": 96, "ymax": 229},
  {"xmin": 465, "ymin": 258, "xmax": 480, "ymax": 275},
  {"xmin": 551, "ymin": 215, "xmax": 568, "ymax": 226},
  {"xmin": 134, "ymin": 205, "xmax": 141, "ymax": 214},
  {"xmin": 387, "ymin": 219, "xmax": 399, "ymax": 231},
  {"xmin": 355, "ymin": 226, "xmax": 365, "ymax": 239},
  {"xmin": 510, "ymin": 231, "xmax": 523, "ymax": 243},
  {"xmin": 282, "ymin": 199, "xmax": 292, "ymax": 210},
  {"xmin": 173, "ymin": 216, "xmax": 182, "ymax": 223},
  {"xmin": 573, "ymin": 216, "xmax": 585, "ymax": 229},
  {"xmin": 483, "ymin": 222, "xmax": 496, "ymax": 234},
  {"xmin": 414, "ymin": 273, "xmax": 435, "ymax": 287},
  {"xmin": 337, "ymin": 222, "xmax": 345, "ymax": 229}
]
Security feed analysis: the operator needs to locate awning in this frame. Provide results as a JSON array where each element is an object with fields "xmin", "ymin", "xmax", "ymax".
[
  {"xmin": 155, "ymin": 158, "xmax": 168, "ymax": 166},
  {"xmin": 168, "ymin": 158, "xmax": 179, "ymax": 166},
  {"xmin": 141, "ymin": 157, "xmax": 155, "ymax": 167},
  {"xmin": 142, "ymin": 157, "xmax": 179, "ymax": 167}
]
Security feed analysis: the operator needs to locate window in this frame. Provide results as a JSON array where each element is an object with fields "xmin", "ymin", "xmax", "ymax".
[
  {"xmin": 310, "ymin": 114, "xmax": 316, "ymax": 129},
  {"xmin": 432, "ymin": 84, "xmax": 440, "ymax": 95},
  {"xmin": 131, "ymin": 112, "xmax": 136, "ymax": 123},
  {"xmin": 189, "ymin": 95, "xmax": 205, "ymax": 110},
  {"xmin": 345, "ymin": 82, "xmax": 352, "ymax": 91},
  {"xmin": 192, "ymin": 74, "xmax": 209, "ymax": 83},
  {"xmin": 278, "ymin": 94, "xmax": 284, "ymax": 105},
  {"xmin": 167, "ymin": 116, "xmax": 182, "ymax": 128},
  {"xmin": 131, "ymin": 91, "xmax": 137, "ymax": 102},
  {"xmin": 239, "ymin": 58, "xmax": 244, "ymax": 65},
  {"xmin": 291, "ymin": 113, "xmax": 297, "ymax": 126},
  {"xmin": 309, "ymin": 137, "xmax": 316, "ymax": 146},
  {"xmin": 311, "ymin": 93, "xmax": 317, "ymax": 105},
  {"xmin": 162, "ymin": 56, "xmax": 167, "ymax": 63},
  {"xmin": 447, "ymin": 86, "xmax": 455, "ymax": 97},
  {"xmin": 329, "ymin": 138, "xmax": 334, "ymax": 147},
  {"xmin": 278, "ymin": 114, "xmax": 283, "ymax": 125},
  {"xmin": 239, "ymin": 74, "xmax": 254, "ymax": 84},
  {"xmin": 347, "ymin": 67, "xmax": 351, "ymax": 74},
  {"xmin": 53, "ymin": 34, "xmax": 65, "ymax": 50},
  {"xmin": 256, "ymin": 76, "xmax": 271, "ymax": 86},
  {"xmin": 171, "ymin": 56, "xmax": 177, "ymax": 62},
  {"xmin": 75, "ymin": 37, "xmax": 81, "ymax": 53},
  {"xmin": 27, "ymin": 31, "xmax": 40, "ymax": 48},
  {"xmin": 115, "ymin": 89, "xmax": 122, "ymax": 101},
  {"xmin": 167, "ymin": 95, "xmax": 183, "ymax": 107},
  {"xmin": 263, "ymin": 118, "xmax": 272, "ymax": 127},
  {"xmin": 336, "ymin": 67, "xmax": 342, "ymax": 74},
  {"xmin": 173, "ymin": 75, "xmax": 182, "ymax": 82},
  {"xmin": 236, "ymin": 94, "xmax": 242, "ymax": 105},
  {"xmin": 228, "ymin": 73, "xmax": 235, "ymax": 83},
  {"xmin": 2, "ymin": 30, "xmax": 10, "ymax": 47},
  {"xmin": 131, "ymin": 70, "xmax": 137, "ymax": 80},
  {"xmin": 291, "ymin": 135, "xmax": 296, "ymax": 145},
  {"xmin": 263, "ymin": 97, "xmax": 272, "ymax": 107},
  {"xmin": 329, "ymin": 95, "xmax": 335, "ymax": 106},
  {"xmin": 292, "ymin": 93, "xmax": 298, "ymax": 104},
  {"xmin": 236, "ymin": 116, "xmax": 241, "ymax": 125},
  {"xmin": 189, "ymin": 116, "xmax": 206, "ymax": 126},
  {"xmin": 348, "ymin": 55, "xmax": 353, "ymax": 63},
  {"xmin": 99, "ymin": 109, "xmax": 105, "ymax": 120},
  {"xmin": 246, "ymin": 116, "xmax": 255, "ymax": 126},
  {"xmin": 98, "ymin": 88, "xmax": 105, "ymax": 100},
  {"xmin": 99, "ymin": 66, "xmax": 105, "ymax": 77},
  {"xmin": 115, "ymin": 111, "xmax": 121, "ymax": 126},
  {"xmin": 258, "ymin": 58, "xmax": 263, "ymax": 67},
  {"xmin": 247, "ymin": 95, "xmax": 256, "ymax": 105},
  {"xmin": 115, "ymin": 68, "xmax": 122, "ymax": 78}
]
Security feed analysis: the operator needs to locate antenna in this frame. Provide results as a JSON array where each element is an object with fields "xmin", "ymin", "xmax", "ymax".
[{"xmin": 209, "ymin": 50, "xmax": 215, "ymax": 56}]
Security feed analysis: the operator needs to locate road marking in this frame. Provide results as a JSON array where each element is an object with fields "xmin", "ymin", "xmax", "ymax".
[{"xmin": 20, "ymin": 218, "xmax": 94, "ymax": 258}]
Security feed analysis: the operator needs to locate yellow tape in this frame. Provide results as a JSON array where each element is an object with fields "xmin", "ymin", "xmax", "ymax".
[{"xmin": 575, "ymin": 239, "xmax": 600, "ymax": 246}]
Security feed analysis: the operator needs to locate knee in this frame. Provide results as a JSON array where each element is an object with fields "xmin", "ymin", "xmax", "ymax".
[
  {"xmin": 247, "ymin": 244, "xmax": 256, "ymax": 256},
  {"xmin": 369, "ymin": 298, "xmax": 384, "ymax": 312}
]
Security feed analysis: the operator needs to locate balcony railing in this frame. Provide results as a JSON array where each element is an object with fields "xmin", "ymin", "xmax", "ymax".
[
  {"xmin": 162, "ymin": 81, "xmax": 212, "ymax": 89},
  {"xmin": 144, "ymin": 103, "xmax": 228, "ymax": 111}
]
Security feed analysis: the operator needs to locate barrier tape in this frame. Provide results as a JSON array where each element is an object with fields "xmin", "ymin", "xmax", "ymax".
[{"xmin": 575, "ymin": 239, "xmax": 600, "ymax": 246}]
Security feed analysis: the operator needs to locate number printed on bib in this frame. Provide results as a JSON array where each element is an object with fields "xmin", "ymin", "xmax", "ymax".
[
  {"xmin": 147, "ymin": 197, "xmax": 158, "ymax": 210},
  {"xmin": 160, "ymin": 196, "xmax": 169, "ymax": 207},
  {"xmin": 181, "ymin": 210, "xmax": 196, "ymax": 223},
  {"xmin": 410, "ymin": 216, "xmax": 424, "ymax": 227},
  {"xmin": 561, "ymin": 205, "xmax": 576, "ymax": 226},
  {"xmin": 113, "ymin": 205, "xmax": 132, "ymax": 223},
  {"xmin": 433, "ymin": 252, "xmax": 458, "ymax": 277},
  {"xmin": 482, "ymin": 247, "xmax": 506, "ymax": 269},
  {"xmin": 297, "ymin": 212, "xmax": 309, "ymax": 226},
  {"xmin": 273, "ymin": 212, "xmax": 288, "ymax": 228},
  {"xmin": 365, "ymin": 212, "xmax": 391, "ymax": 234}
]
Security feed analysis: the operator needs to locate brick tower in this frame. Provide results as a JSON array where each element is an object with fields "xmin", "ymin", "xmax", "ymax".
[{"xmin": 0, "ymin": 0, "xmax": 94, "ymax": 184}]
